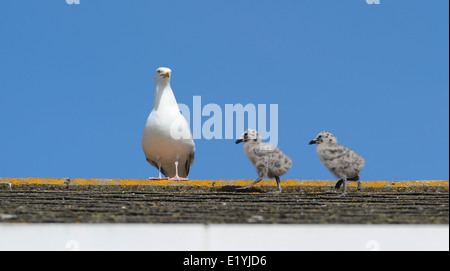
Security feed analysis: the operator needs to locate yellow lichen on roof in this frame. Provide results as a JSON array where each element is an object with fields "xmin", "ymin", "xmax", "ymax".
[
  {"xmin": 0, "ymin": 178, "xmax": 448, "ymax": 189},
  {"xmin": 0, "ymin": 177, "xmax": 67, "ymax": 185}
]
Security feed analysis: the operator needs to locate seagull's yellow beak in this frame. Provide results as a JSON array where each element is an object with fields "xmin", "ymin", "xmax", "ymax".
[{"xmin": 161, "ymin": 71, "xmax": 171, "ymax": 78}]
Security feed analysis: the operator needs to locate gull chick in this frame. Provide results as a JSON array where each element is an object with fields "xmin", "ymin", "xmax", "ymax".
[
  {"xmin": 309, "ymin": 131, "xmax": 365, "ymax": 196},
  {"xmin": 235, "ymin": 129, "xmax": 292, "ymax": 193},
  {"xmin": 142, "ymin": 67, "xmax": 195, "ymax": 180}
]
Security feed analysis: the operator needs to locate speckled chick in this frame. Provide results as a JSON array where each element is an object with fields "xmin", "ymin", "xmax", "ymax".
[
  {"xmin": 235, "ymin": 129, "xmax": 292, "ymax": 193},
  {"xmin": 309, "ymin": 131, "xmax": 365, "ymax": 196}
]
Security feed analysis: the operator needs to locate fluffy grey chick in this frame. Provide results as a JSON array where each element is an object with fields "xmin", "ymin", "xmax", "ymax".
[
  {"xmin": 309, "ymin": 131, "xmax": 365, "ymax": 196},
  {"xmin": 235, "ymin": 129, "xmax": 292, "ymax": 193}
]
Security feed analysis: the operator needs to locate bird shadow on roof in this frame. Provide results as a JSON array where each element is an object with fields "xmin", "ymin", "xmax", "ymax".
[{"xmin": 217, "ymin": 185, "xmax": 265, "ymax": 193}]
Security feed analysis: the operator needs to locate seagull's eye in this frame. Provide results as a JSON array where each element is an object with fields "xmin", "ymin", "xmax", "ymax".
[{"xmin": 157, "ymin": 70, "xmax": 161, "ymax": 73}]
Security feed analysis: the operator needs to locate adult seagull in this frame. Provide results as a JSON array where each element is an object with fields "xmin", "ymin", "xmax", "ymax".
[{"xmin": 142, "ymin": 67, "xmax": 195, "ymax": 180}]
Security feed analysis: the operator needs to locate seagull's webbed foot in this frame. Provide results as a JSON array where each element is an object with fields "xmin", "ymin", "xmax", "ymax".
[
  {"xmin": 167, "ymin": 156, "xmax": 190, "ymax": 181},
  {"xmin": 236, "ymin": 177, "xmax": 263, "ymax": 191},
  {"xmin": 267, "ymin": 177, "xmax": 282, "ymax": 194},
  {"xmin": 236, "ymin": 184, "xmax": 255, "ymax": 190},
  {"xmin": 337, "ymin": 177, "xmax": 347, "ymax": 197},
  {"xmin": 168, "ymin": 176, "xmax": 189, "ymax": 181},
  {"xmin": 147, "ymin": 157, "xmax": 167, "ymax": 181}
]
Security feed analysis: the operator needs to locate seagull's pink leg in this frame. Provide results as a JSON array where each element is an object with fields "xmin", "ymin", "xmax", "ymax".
[
  {"xmin": 148, "ymin": 157, "xmax": 168, "ymax": 180},
  {"xmin": 168, "ymin": 156, "xmax": 189, "ymax": 181}
]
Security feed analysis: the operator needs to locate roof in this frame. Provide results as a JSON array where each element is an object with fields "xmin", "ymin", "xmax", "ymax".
[{"xmin": 1, "ymin": 178, "xmax": 448, "ymax": 224}]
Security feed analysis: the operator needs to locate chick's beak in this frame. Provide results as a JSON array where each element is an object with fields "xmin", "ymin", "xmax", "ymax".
[
  {"xmin": 308, "ymin": 140, "xmax": 316, "ymax": 145},
  {"xmin": 161, "ymin": 72, "xmax": 171, "ymax": 78},
  {"xmin": 235, "ymin": 139, "xmax": 243, "ymax": 144}
]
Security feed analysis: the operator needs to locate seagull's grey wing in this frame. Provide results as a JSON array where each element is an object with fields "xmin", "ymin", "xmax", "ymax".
[
  {"xmin": 252, "ymin": 144, "xmax": 292, "ymax": 177},
  {"xmin": 330, "ymin": 145, "xmax": 365, "ymax": 172},
  {"xmin": 319, "ymin": 144, "xmax": 352, "ymax": 162},
  {"xmin": 351, "ymin": 150, "xmax": 365, "ymax": 172},
  {"xmin": 319, "ymin": 144, "xmax": 365, "ymax": 179},
  {"xmin": 146, "ymin": 157, "xmax": 158, "ymax": 170},
  {"xmin": 146, "ymin": 157, "xmax": 167, "ymax": 177},
  {"xmin": 185, "ymin": 151, "xmax": 195, "ymax": 177}
]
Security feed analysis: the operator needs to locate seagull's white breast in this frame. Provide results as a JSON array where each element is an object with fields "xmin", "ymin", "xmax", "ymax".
[{"xmin": 142, "ymin": 79, "xmax": 195, "ymax": 178}]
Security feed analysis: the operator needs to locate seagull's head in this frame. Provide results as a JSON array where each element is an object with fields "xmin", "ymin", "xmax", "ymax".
[
  {"xmin": 154, "ymin": 67, "xmax": 172, "ymax": 84},
  {"xmin": 309, "ymin": 131, "xmax": 337, "ymax": 145},
  {"xmin": 235, "ymin": 129, "xmax": 261, "ymax": 144}
]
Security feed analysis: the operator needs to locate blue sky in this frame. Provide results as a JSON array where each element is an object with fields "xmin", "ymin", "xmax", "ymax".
[{"xmin": 0, "ymin": 0, "xmax": 448, "ymax": 181}]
